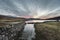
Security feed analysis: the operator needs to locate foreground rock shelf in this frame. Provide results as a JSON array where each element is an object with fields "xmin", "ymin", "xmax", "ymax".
[{"xmin": 0, "ymin": 22, "xmax": 25, "ymax": 40}]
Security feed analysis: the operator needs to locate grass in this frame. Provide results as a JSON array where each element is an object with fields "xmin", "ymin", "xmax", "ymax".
[
  {"xmin": 0, "ymin": 19, "xmax": 25, "ymax": 22},
  {"xmin": 34, "ymin": 21, "xmax": 60, "ymax": 40},
  {"xmin": 0, "ymin": 18, "xmax": 25, "ymax": 27}
]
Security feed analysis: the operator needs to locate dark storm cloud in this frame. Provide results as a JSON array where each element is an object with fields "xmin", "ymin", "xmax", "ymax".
[{"xmin": 0, "ymin": 0, "xmax": 60, "ymax": 17}]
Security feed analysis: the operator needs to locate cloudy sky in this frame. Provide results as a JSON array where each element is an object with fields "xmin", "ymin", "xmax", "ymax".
[{"xmin": 0, "ymin": 0, "xmax": 60, "ymax": 18}]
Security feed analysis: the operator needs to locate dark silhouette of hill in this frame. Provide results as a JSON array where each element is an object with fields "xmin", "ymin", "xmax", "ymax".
[
  {"xmin": 25, "ymin": 16, "xmax": 60, "ymax": 21},
  {"xmin": 0, "ymin": 15, "xmax": 25, "ymax": 21},
  {"xmin": 46, "ymin": 16, "xmax": 60, "ymax": 20},
  {"xmin": 26, "ymin": 18, "xmax": 40, "ymax": 20},
  {"xmin": 45, "ymin": 16, "xmax": 60, "ymax": 22},
  {"xmin": 0, "ymin": 15, "xmax": 16, "ymax": 19}
]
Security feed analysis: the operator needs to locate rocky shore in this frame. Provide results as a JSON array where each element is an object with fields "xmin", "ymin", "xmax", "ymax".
[{"xmin": 0, "ymin": 22, "xmax": 25, "ymax": 40}]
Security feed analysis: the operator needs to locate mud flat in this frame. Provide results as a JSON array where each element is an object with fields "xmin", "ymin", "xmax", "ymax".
[{"xmin": 34, "ymin": 21, "xmax": 60, "ymax": 40}]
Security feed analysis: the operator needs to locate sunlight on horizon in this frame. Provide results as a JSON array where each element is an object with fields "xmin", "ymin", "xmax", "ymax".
[{"xmin": 0, "ymin": 0, "xmax": 60, "ymax": 18}]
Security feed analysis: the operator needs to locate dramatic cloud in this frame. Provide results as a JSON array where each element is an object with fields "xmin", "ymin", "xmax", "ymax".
[{"xmin": 0, "ymin": 0, "xmax": 60, "ymax": 18}]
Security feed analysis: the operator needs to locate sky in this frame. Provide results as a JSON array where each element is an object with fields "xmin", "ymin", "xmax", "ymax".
[{"xmin": 0, "ymin": 0, "xmax": 60, "ymax": 18}]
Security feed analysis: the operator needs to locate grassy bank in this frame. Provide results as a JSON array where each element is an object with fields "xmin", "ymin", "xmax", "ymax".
[
  {"xmin": 34, "ymin": 21, "xmax": 60, "ymax": 40},
  {"xmin": 0, "ymin": 18, "xmax": 25, "ymax": 26}
]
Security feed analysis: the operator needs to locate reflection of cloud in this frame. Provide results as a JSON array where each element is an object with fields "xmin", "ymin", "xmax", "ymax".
[{"xmin": 0, "ymin": 0, "xmax": 60, "ymax": 18}]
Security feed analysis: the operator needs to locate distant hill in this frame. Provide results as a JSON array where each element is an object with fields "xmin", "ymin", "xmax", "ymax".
[
  {"xmin": 0, "ymin": 15, "xmax": 16, "ymax": 19},
  {"xmin": 25, "ymin": 16, "xmax": 60, "ymax": 21},
  {"xmin": 0, "ymin": 15, "xmax": 25, "ymax": 22},
  {"xmin": 46, "ymin": 16, "xmax": 60, "ymax": 20},
  {"xmin": 26, "ymin": 18, "xmax": 40, "ymax": 20}
]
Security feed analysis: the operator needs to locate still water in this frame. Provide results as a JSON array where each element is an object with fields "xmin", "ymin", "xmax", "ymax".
[{"xmin": 21, "ymin": 24, "xmax": 36, "ymax": 40}]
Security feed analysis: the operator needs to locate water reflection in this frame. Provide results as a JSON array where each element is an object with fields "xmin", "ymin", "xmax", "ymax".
[
  {"xmin": 25, "ymin": 20, "xmax": 57, "ymax": 24},
  {"xmin": 21, "ymin": 24, "xmax": 35, "ymax": 40}
]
